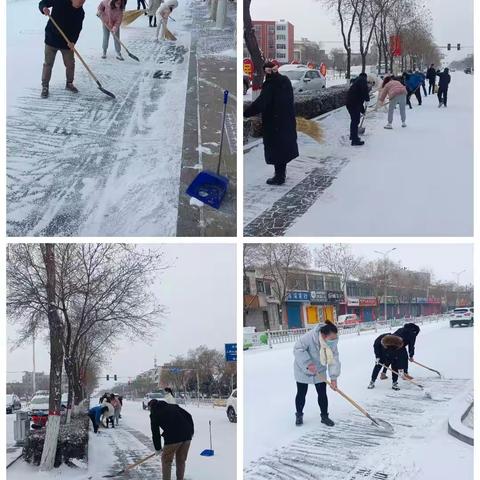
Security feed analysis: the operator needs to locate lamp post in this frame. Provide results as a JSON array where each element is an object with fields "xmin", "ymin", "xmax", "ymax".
[{"xmin": 374, "ymin": 248, "xmax": 397, "ymax": 323}]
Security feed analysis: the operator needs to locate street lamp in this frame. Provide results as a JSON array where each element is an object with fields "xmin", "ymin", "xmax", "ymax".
[{"xmin": 374, "ymin": 248, "xmax": 397, "ymax": 323}]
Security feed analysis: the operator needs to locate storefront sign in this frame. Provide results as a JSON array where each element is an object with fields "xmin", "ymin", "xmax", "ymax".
[
  {"xmin": 327, "ymin": 291, "xmax": 344, "ymax": 303},
  {"xmin": 428, "ymin": 297, "xmax": 441, "ymax": 304},
  {"xmin": 347, "ymin": 298, "xmax": 360, "ymax": 307},
  {"xmin": 380, "ymin": 296, "xmax": 399, "ymax": 305},
  {"xmin": 310, "ymin": 291, "xmax": 328, "ymax": 303},
  {"xmin": 287, "ymin": 291, "xmax": 310, "ymax": 302},
  {"xmin": 412, "ymin": 297, "xmax": 428, "ymax": 304},
  {"xmin": 360, "ymin": 298, "xmax": 377, "ymax": 307},
  {"xmin": 243, "ymin": 58, "xmax": 254, "ymax": 80}
]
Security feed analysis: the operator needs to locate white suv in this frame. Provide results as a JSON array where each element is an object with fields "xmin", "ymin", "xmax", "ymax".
[
  {"xmin": 226, "ymin": 389, "xmax": 237, "ymax": 423},
  {"xmin": 142, "ymin": 391, "xmax": 166, "ymax": 410},
  {"xmin": 280, "ymin": 65, "xmax": 326, "ymax": 95},
  {"xmin": 450, "ymin": 307, "xmax": 474, "ymax": 328}
]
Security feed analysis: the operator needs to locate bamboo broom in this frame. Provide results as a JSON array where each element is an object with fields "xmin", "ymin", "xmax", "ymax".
[
  {"xmin": 122, "ymin": 9, "xmax": 146, "ymax": 26},
  {"xmin": 295, "ymin": 117, "xmax": 324, "ymax": 144}
]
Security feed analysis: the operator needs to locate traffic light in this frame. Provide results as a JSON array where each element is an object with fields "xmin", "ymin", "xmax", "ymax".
[
  {"xmin": 106, "ymin": 374, "xmax": 110, "ymax": 381},
  {"xmin": 114, "ymin": 374, "xmax": 117, "ymax": 381},
  {"xmin": 447, "ymin": 43, "xmax": 451, "ymax": 51},
  {"xmin": 457, "ymin": 43, "xmax": 461, "ymax": 51}
]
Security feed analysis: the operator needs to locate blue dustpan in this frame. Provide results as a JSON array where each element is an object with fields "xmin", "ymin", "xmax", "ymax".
[
  {"xmin": 187, "ymin": 90, "xmax": 229, "ymax": 209},
  {"xmin": 200, "ymin": 420, "xmax": 215, "ymax": 457}
]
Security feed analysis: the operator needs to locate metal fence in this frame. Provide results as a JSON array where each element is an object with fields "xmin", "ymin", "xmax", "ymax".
[{"xmin": 245, "ymin": 314, "xmax": 449, "ymax": 349}]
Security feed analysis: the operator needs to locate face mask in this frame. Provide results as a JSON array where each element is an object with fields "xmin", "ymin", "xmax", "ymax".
[{"xmin": 326, "ymin": 339, "xmax": 336, "ymax": 348}]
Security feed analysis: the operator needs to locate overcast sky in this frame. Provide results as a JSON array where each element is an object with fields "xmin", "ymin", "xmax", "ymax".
[
  {"xmin": 7, "ymin": 244, "xmax": 237, "ymax": 387},
  {"xmin": 250, "ymin": 0, "xmax": 473, "ymax": 62},
  {"xmin": 308, "ymin": 243, "xmax": 473, "ymax": 284}
]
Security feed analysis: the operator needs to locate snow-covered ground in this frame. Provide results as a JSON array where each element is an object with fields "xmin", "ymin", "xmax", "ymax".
[
  {"xmin": 7, "ymin": 400, "xmax": 235, "ymax": 479},
  {"xmin": 244, "ymin": 72, "xmax": 473, "ymax": 236},
  {"xmin": 244, "ymin": 320, "xmax": 473, "ymax": 479},
  {"xmin": 6, "ymin": 0, "xmax": 193, "ymax": 236}
]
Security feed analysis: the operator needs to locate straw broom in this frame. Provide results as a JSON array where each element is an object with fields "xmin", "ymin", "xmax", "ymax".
[
  {"xmin": 295, "ymin": 117, "xmax": 324, "ymax": 144},
  {"xmin": 122, "ymin": 9, "xmax": 146, "ymax": 26}
]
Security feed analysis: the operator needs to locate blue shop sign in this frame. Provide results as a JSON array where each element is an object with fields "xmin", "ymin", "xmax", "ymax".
[
  {"xmin": 287, "ymin": 291, "xmax": 311, "ymax": 302},
  {"xmin": 225, "ymin": 343, "xmax": 237, "ymax": 362}
]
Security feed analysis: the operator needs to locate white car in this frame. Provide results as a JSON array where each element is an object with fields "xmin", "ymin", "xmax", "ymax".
[
  {"xmin": 337, "ymin": 314, "xmax": 359, "ymax": 327},
  {"xmin": 279, "ymin": 65, "xmax": 326, "ymax": 95},
  {"xmin": 142, "ymin": 391, "xmax": 166, "ymax": 410},
  {"xmin": 450, "ymin": 307, "xmax": 474, "ymax": 327},
  {"xmin": 226, "ymin": 389, "xmax": 237, "ymax": 423}
]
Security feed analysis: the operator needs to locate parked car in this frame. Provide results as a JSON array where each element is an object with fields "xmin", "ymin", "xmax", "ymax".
[
  {"xmin": 279, "ymin": 65, "xmax": 326, "ymax": 95},
  {"xmin": 6, "ymin": 394, "xmax": 21, "ymax": 414},
  {"xmin": 450, "ymin": 307, "xmax": 474, "ymax": 328},
  {"xmin": 28, "ymin": 393, "xmax": 68, "ymax": 429},
  {"xmin": 226, "ymin": 389, "xmax": 237, "ymax": 423},
  {"xmin": 464, "ymin": 67, "xmax": 472, "ymax": 74},
  {"xmin": 337, "ymin": 314, "xmax": 359, "ymax": 327},
  {"xmin": 142, "ymin": 391, "xmax": 166, "ymax": 410}
]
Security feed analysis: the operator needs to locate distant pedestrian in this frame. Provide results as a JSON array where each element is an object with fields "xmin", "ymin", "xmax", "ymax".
[
  {"xmin": 368, "ymin": 334, "xmax": 404, "ymax": 391},
  {"xmin": 147, "ymin": 0, "xmax": 162, "ymax": 27},
  {"xmin": 88, "ymin": 405, "xmax": 109, "ymax": 433},
  {"xmin": 378, "ymin": 75, "xmax": 408, "ymax": 129},
  {"xmin": 244, "ymin": 61, "xmax": 299, "ymax": 185},
  {"xmin": 426, "ymin": 64, "xmax": 437, "ymax": 94},
  {"xmin": 39, "ymin": 0, "xmax": 86, "ymax": 99},
  {"xmin": 97, "ymin": 0, "xmax": 126, "ymax": 61},
  {"xmin": 293, "ymin": 322, "xmax": 341, "ymax": 427},
  {"xmin": 164, "ymin": 388, "xmax": 176, "ymax": 404},
  {"xmin": 137, "ymin": 0, "xmax": 146, "ymax": 10},
  {"xmin": 156, "ymin": 0, "xmax": 178, "ymax": 41},
  {"xmin": 346, "ymin": 73, "xmax": 370, "ymax": 146},
  {"xmin": 111, "ymin": 394, "xmax": 122, "ymax": 426},
  {"xmin": 436, "ymin": 68, "xmax": 451, "ymax": 107},
  {"xmin": 149, "ymin": 399, "xmax": 194, "ymax": 480}
]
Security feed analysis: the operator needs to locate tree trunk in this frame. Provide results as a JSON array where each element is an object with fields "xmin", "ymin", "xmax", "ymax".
[
  {"xmin": 244, "ymin": 0, "xmax": 264, "ymax": 95},
  {"xmin": 40, "ymin": 244, "xmax": 64, "ymax": 471},
  {"xmin": 346, "ymin": 50, "xmax": 352, "ymax": 79},
  {"xmin": 215, "ymin": 0, "xmax": 227, "ymax": 29}
]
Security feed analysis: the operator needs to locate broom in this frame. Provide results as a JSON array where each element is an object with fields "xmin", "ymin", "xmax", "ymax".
[
  {"xmin": 122, "ymin": 9, "xmax": 146, "ymax": 26},
  {"xmin": 164, "ymin": 27, "xmax": 177, "ymax": 41},
  {"xmin": 296, "ymin": 117, "xmax": 324, "ymax": 144}
]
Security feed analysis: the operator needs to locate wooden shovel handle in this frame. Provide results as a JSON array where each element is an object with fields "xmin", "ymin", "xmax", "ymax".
[
  {"xmin": 125, "ymin": 452, "xmax": 157, "ymax": 471},
  {"xmin": 411, "ymin": 360, "xmax": 441, "ymax": 375},
  {"xmin": 380, "ymin": 363, "xmax": 424, "ymax": 389},
  {"xmin": 47, "ymin": 15, "xmax": 101, "ymax": 85}
]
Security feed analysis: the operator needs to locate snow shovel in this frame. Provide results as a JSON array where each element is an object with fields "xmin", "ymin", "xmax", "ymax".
[
  {"xmin": 102, "ymin": 452, "xmax": 156, "ymax": 477},
  {"xmin": 48, "ymin": 15, "xmax": 115, "ymax": 99},
  {"xmin": 200, "ymin": 420, "xmax": 215, "ymax": 457},
  {"xmin": 99, "ymin": 18, "xmax": 140, "ymax": 62},
  {"xmin": 411, "ymin": 360, "xmax": 442, "ymax": 378},
  {"xmin": 186, "ymin": 90, "xmax": 230, "ymax": 209},
  {"xmin": 358, "ymin": 103, "xmax": 368, "ymax": 135},
  {"xmin": 380, "ymin": 363, "xmax": 432, "ymax": 399},
  {"xmin": 319, "ymin": 376, "xmax": 394, "ymax": 433}
]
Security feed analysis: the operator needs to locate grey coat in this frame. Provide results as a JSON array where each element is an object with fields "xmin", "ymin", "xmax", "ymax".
[{"xmin": 293, "ymin": 324, "xmax": 341, "ymax": 384}]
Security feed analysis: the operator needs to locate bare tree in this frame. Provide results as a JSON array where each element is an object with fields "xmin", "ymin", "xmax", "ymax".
[{"xmin": 244, "ymin": 0, "xmax": 265, "ymax": 93}]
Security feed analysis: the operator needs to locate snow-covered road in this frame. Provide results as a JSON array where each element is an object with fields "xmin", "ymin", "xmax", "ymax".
[
  {"xmin": 244, "ymin": 321, "xmax": 473, "ymax": 479},
  {"xmin": 7, "ymin": 400, "xmax": 236, "ymax": 479},
  {"xmin": 244, "ymin": 72, "xmax": 473, "ymax": 236},
  {"xmin": 7, "ymin": 0, "xmax": 192, "ymax": 236}
]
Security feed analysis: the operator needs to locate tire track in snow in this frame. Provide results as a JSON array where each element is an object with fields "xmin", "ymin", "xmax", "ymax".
[{"xmin": 244, "ymin": 378, "xmax": 468, "ymax": 480}]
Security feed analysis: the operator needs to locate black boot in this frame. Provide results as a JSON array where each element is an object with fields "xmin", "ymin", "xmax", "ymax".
[
  {"xmin": 295, "ymin": 413, "xmax": 303, "ymax": 426},
  {"xmin": 351, "ymin": 138, "xmax": 365, "ymax": 146},
  {"xmin": 321, "ymin": 414, "xmax": 335, "ymax": 427},
  {"xmin": 266, "ymin": 164, "xmax": 286, "ymax": 185}
]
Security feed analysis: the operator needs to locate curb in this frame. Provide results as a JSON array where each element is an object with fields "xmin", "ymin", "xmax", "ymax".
[{"xmin": 447, "ymin": 390, "xmax": 474, "ymax": 446}]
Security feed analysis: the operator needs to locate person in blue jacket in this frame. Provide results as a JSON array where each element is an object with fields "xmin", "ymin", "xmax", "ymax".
[
  {"xmin": 88, "ymin": 404, "xmax": 109, "ymax": 433},
  {"xmin": 403, "ymin": 71, "xmax": 423, "ymax": 108}
]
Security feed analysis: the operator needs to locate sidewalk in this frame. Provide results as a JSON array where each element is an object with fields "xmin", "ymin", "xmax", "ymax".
[{"xmin": 177, "ymin": 0, "xmax": 237, "ymax": 236}]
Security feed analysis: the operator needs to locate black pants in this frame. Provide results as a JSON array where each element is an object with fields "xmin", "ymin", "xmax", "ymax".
[
  {"xmin": 422, "ymin": 83, "xmax": 427, "ymax": 96},
  {"xmin": 137, "ymin": 0, "xmax": 146, "ymax": 9},
  {"xmin": 407, "ymin": 88, "xmax": 422, "ymax": 108},
  {"xmin": 347, "ymin": 105, "xmax": 361, "ymax": 141},
  {"xmin": 149, "ymin": 15, "xmax": 157, "ymax": 27},
  {"xmin": 274, "ymin": 162, "xmax": 286, "ymax": 180},
  {"xmin": 295, "ymin": 382, "xmax": 328, "ymax": 416},
  {"xmin": 372, "ymin": 360, "xmax": 398, "ymax": 383},
  {"xmin": 428, "ymin": 80, "xmax": 435, "ymax": 95},
  {"xmin": 88, "ymin": 413, "xmax": 99, "ymax": 433},
  {"xmin": 438, "ymin": 87, "xmax": 448, "ymax": 106}
]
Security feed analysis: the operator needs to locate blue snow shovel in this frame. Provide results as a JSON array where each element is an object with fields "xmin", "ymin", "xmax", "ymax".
[
  {"xmin": 200, "ymin": 420, "xmax": 215, "ymax": 457},
  {"xmin": 186, "ymin": 90, "xmax": 230, "ymax": 209}
]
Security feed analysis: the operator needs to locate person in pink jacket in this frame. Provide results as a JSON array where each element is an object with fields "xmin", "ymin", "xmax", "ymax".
[
  {"xmin": 378, "ymin": 75, "xmax": 408, "ymax": 130},
  {"xmin": 98, "ymin": 0, "xmax": 126, "ymax": 60}
]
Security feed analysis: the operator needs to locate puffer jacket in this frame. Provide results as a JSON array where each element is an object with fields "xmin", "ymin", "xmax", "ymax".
[
  {"xmin": 293, "ymin": 324, "xmax": 341, "ymax": 384},
  {"xmin": 378, "ymin": 79, "xmax": 407, "ymax": 103},
  {"xmin": 159, "ymin": 0, "xmax": 177, "ymax": 18},
  {"xmin": 97, "ymin": 0, "xmax": 125, "ymax": 31}
]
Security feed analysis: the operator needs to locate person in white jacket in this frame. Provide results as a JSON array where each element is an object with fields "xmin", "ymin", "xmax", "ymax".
[
  {"xmin": 156, "ymin": 0, "xmax": 178, "ymax": 41},
  {"xmin": 164, "ymin": 387, "xmax": 177, "ymax": 404}
]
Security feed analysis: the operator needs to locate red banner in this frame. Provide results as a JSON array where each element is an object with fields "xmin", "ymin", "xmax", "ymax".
[
  {"xmin": 390, "ymin": 35, "xmax": 402, "ymax": 57},
  {"xmin": 320, "ymin": 63, "xmax": 327, "ymax": 77},
  {"xmin": 243, "ymin": 58, "xmax": 254, "ymax": 80}
]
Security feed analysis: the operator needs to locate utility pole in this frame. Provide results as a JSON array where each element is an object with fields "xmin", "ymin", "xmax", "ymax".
[
  {"xmin": 32, "ymin": 331, "xmax": 36, "ymax": 396},
  {"xmin": 196, "ymin": 370, "xmax": 200, "ymax": 408},
  {"xmin": 452, "ymin": 270, "xmax": 466, "ymax": 307},
  {"xmin": 375, "ymin": 248, "xmax": 397, "ymax": 323}
]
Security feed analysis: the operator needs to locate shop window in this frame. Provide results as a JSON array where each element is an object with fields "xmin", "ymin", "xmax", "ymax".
[
  {"xmin": 265, "ymin": 282, "xmax": 272, "ymax": 296},
  {"xmin": 263, "ymin": 311, "xmax": 271, "ymax": 331},
  {"xmin": 256, "ymin": 280, "xmax": 265, "ymax": 294}
]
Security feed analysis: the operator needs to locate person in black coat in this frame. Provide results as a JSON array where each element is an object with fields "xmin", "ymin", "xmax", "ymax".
[
  {"xmin": 368, "ymin": 334, "xmax": 405, "ymax": 390},
  {"xmin": 244, "ymin": 62, "xmax": 299, "ymax": 186},
  {"xmin": 39, "ymin": 0, "xmax": 85, "ymax": 98},
  {"xmin": 436, "ymin": 68, "xmax": 451, "ymax": 107},
  {"xmin": 426, "ymin": 64, "xmax": 437, "ymax": 95},
  {"xmin": 346, "ymin": 73, "xmax": 370, "ymax": 146},
  {"xmin": 149, "ymin": 399, "xmax": 194, "ymax": 480},
  {"xmin": 392, "ymin": 323, "xmax": 420, "ymax": 375}
]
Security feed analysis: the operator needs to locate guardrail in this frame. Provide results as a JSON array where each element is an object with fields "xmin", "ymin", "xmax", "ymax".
[{"xmin": 245, "ymin": 314, "xmax": 448, "ymax": 349}]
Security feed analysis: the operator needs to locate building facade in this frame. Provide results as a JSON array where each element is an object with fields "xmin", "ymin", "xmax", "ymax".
[{"xmin": 251, "ymin": 20, "xmax": 295, "ymax": 64}]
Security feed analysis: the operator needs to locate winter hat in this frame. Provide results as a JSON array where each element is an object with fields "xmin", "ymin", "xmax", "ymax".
[
  {"xmin": 381, "ymin": 335, "xmax": 404, "ymax": 350},
  {"xmin": 263, "ymin": 61, "xmax": 279, "ymax": 73},
  {"xmin": 403, "ymin": 323, "xmax": 420, "ymax": 334}
]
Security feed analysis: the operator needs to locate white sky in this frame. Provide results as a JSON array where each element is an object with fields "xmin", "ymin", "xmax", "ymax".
[
  {"xmin": 7, "ymin": 244, "xmax": 237, "ymax": 387},
  {"xmin": 309, "ymin": 243, "xmax": 473, "ymax": 285},
  {"xmin": 250, "ymin": 0, "xmax": 473, "ymax": 62}
]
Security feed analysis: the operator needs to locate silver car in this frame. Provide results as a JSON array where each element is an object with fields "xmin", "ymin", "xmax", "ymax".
[{"xmin": 281, "ymin": 67, "xmax": 326, "ymax": 95}]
